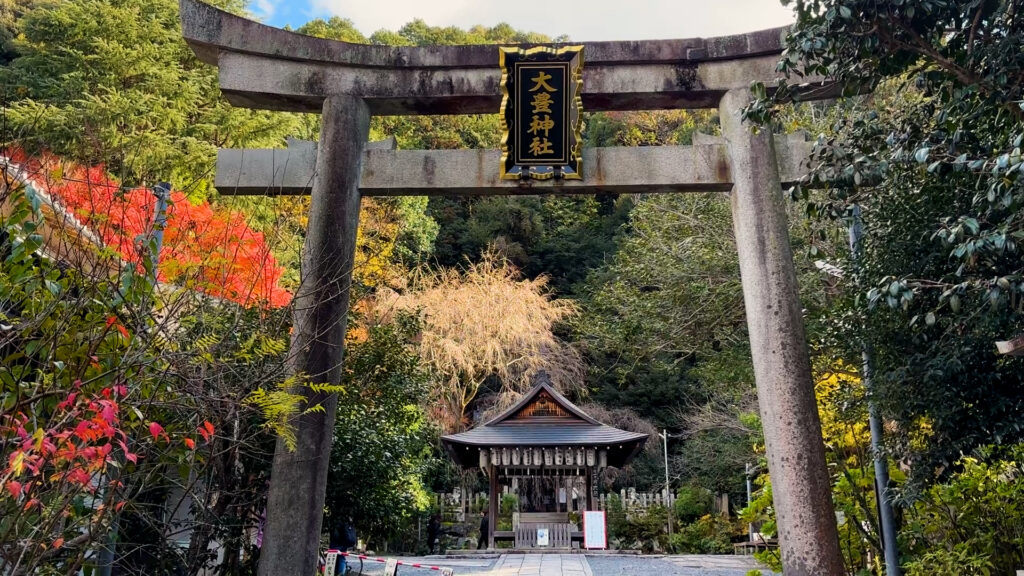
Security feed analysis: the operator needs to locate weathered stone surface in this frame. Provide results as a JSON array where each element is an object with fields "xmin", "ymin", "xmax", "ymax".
[
  {"xmin": 720, "ymin": 88, "xmax": 844, "ymax": 576},
  {"xmin": 215, "ymin": 137, "xmax": 812, "ymax": 196},
  {"xmin": 181, "ymin": 0, "xmax": 785, "ymax": 69},
  {"xmin": 180, "ymin": 0, "xmax": 839, "ymax": 114},
  {"xmin": 257, "ymin": 95, "xmax": 370, "ymax": 576},
  {"xmin": 215, "ymin": 51, "xmax": 789, "ymax": 114}
]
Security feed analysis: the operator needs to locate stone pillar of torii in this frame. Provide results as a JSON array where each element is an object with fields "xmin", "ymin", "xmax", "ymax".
[{"xmin": 179, "ymin": 1, "xmax": 847, "ymax": 574}]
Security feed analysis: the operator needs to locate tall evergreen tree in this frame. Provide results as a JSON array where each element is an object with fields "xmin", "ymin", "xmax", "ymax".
[{"xmin": 1, "ymin": 0, "xmax": 300, "ymax": 194}]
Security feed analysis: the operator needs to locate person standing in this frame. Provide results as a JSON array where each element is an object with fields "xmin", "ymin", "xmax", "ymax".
[
  {"xmin": 427, "ymin": 514, "xmax": 442, "ymax": 555},
  {"xmin": 476, "ymin": 511, "xmax": 488, "ymax": 550},
  {"xmin": 329, "ymin": 516, "xmax": 356, "ymax": 575}
]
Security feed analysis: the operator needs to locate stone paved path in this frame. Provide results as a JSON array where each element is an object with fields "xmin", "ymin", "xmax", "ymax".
[{"xmin": 489, "ymin": 554, "xmax": 592, "ymax": 576}]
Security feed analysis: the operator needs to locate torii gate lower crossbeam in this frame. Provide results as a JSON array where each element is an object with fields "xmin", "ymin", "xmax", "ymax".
[{"xmin": 179, "ymin": 3, "xmax": 846, "ymax": 576}]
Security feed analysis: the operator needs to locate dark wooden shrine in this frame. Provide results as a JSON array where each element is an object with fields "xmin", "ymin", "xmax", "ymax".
[{"xmin": 441, "ymin": 378, "xmax": 648, "ymax": 549}]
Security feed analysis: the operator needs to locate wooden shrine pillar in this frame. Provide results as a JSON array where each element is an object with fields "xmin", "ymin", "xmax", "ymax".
[
  {"xmin": 719, "ymin": 87, "xmax": 843, "ymax": 576},
  {"xmin": 258, "ymin": 95, "xmax": 370, "ymax": 576},
  {"xmin": 488, "ymin": 463, "xmax": 498, "ymax": 550}
]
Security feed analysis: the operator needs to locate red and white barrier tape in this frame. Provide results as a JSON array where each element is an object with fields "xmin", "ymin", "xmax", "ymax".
[{"xmin": 324, "ymin": 550, "xmax": 455, "ymax": 575}]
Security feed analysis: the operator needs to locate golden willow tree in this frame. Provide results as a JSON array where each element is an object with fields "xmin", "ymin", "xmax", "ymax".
[{"xmin": 376, "ymin": 253, "xmax": 583, "ymax": 431}]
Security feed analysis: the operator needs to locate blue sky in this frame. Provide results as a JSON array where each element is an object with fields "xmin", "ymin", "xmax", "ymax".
[{"xmin": 255, "ymin": 0, "xmax": 795, "ymax": 42}]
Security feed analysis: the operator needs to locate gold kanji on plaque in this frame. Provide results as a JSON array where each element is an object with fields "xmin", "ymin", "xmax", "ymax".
[{"xmin": 499, "ymin": 45, "xmax": 583, "ymax": 181}]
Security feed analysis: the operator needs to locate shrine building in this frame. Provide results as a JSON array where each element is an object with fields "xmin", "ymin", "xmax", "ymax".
[{"xmin": 441, "ymin": 375, "xmax": 648, "ymax": 549}]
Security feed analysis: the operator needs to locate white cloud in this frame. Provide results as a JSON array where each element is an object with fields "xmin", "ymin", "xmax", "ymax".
[
  {"xmin": 309, "ymin": 0, "xmax": 794, "ymax": 41},
  {"xmin": 251, "ymin": 0, "xmax": 281, "ymax": 21}
]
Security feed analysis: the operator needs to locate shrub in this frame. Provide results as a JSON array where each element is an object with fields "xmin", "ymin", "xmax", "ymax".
[
  {"xmin": 671, "ymin": 514, "xmax": 736, "ymax": 554},
  {"xmin": 674, "ymin": 485, "xmax": 714, "ymax": 524},
  {"xmin": 904, "ymin": 543, "xmax": 994, "ymax": 576},
  {"xmin": 900, "ymin": 445, "xmax": 1024, "ymax": 575},
  {"xmin": 626, "ymin": 506, "xmax": 669, "ymax": 553},
  {"xmin": 500, "ymin": 494, "xmax": 519, "ymax": 516},
  {"xmin": 604, "ymin": 496, "xmax": 670, "ymax": 552}
]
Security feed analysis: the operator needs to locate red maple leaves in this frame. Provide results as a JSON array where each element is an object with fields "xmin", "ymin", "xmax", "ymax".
[
  {"xmin": 8, "ymin": 149, "xmax": 291, "ymax": 307},
  {"xmin": 2, "ymin": 390, "xmax": 132, "ymax": 501}
]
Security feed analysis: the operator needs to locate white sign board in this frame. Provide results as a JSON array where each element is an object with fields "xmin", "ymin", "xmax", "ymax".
[
  {"xmin": 323, "ymin": 550, "xmax": 339, "ymax": 576},
  {"xmin": 440, "ymin": 569, "xmax": 455, "ymax": 576},
  {"xmin": 583, "ymin": 511, "xmax": 608, "ymax": 550},
  {"xmin": 383, "ymin": 558, "xmax": 398, "ymax": 576},
  {"xmin": 536, "ymin": 527, "xmax": 550, "ymax": 547}
]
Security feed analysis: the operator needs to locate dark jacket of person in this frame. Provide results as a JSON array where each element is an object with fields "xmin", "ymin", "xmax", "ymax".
[{"xmin": 329, "ymin": 518, "xmax": 357, "ymax": 550}]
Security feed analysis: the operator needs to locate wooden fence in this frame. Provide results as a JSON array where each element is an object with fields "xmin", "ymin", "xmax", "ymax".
[{"xmin": 432, "ymin": 487, "xmax": 732, "ymax": 521}]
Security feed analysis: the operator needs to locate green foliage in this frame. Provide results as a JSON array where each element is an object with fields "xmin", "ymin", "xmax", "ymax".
[
  {"xmin": 375, "ymin": 18, "xmax": 561, "ymax": 46},
  {"xmin": 294, "ymin": 16, "xmax": 368, "ymax": 43},
  {"xmin": 755, "ymin": 0, "xmax": 1024, "ymax": 485},
  {"xmin": 429, "ymin": 194, "xmax": 631, "ymax": 296},
  {"xmin": 0, "ymin": 0, "xmax": 27, "ymax": 65},
  {"xmin": 673, "ymin": 485, "xmax": 714, "ymax": 524},
  {"xmin": 905, "ymin": 541, "xmax": 991, "ymax": 573},
  {"xmin": 500, "ymin": 494, "xmax": 518, "ymax": 516},
  {"xmin": 739, "ymin": 475, "xmax": 776, "ymax": 539},
  {"xmin": 574, "ymin": 189, "xmax": 776, "ymax": 494},
  {"xmin": 585, "ymin": 110, "xmax": 717, "ymax": 148},
  {"xmin": 245, "ymin": 375, "xmax": 318, "ymax": 450},
  {"xmin": 901, "ymin": 445, "xmax": 1024, "ymax": 575},
  {"xmin": 605, "ymin": 494, "xmax": 628, "ymax": 539},
  {"xmin": 575, "ymin": 193, "xmax": 742, "ymax": 425},
  {"xmin": 670, "ymin": 514, "xmax": 736, "ymax": 555},
  {"xmin": 753, "ymin": 550, "xmax": 783, "ymax": 574},
  {"xmin": 904, "ymin": 544, "xmax": 994, "ymax": 576},
  {"xmin": 625, "ymin": 505, "xmax": 669, "ymax": 553},
  {"xmin": 604, "ymin": 496, "xmax": 669, "ymax": 552},
  {"xmin": 1, "ymin": 0, "xmax": 299, "ymax": 195},
  {"xmin": 496, "ymin": 494, "xmax": 518, "ymax": 531},
  {"xmin": 0, "ymin": 172, "xmax": 293, "ymax": 574},
  {"xmin": 325, "ymin": 318, "xmax": 432, "ymax": 546}
]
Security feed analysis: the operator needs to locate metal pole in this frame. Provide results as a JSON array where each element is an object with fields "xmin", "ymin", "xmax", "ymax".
[
  {"xmin": 661, "ymin": 430, "xmax": 673, "ymax": 539},
  {"xmin": 848, "ymin": 205, "xmax": 901, "ymax": 576}
]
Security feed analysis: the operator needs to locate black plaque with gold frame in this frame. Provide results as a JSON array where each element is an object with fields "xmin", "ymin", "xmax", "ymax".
[{"xmin": 499, "ymin": 45, "xmax": 583, "ymax": 181}]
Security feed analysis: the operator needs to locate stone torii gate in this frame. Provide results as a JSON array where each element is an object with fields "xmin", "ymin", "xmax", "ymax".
[{"xmin": 179, "ymin": 2, "xmax": 845, "ymax": 575}]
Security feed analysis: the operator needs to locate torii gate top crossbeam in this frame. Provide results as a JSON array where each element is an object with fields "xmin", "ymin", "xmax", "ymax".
[{"xmin": 180, "ymin": 0, "xmax": 833, "ymax": 115}]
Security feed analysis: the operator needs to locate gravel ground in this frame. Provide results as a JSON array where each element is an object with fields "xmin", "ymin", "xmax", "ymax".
[
  {"xmin": 587, "ymin": 556, "xmax": 763, "ymax": 576},
  {"xmin": 337, "ymin": 555, "xmax": 772, "ymax": 576},
  {"xmin": 340, "ymin": 557, "xmax": 499, "ymax": 575}
]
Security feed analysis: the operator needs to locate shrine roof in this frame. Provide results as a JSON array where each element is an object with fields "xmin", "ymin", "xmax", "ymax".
[
  {"xmin": 441, "ymin": 382, "xmax": 649, "ymax": 468},
  {"xmin": 441, "ymin": 422, "xmax": 649, "ymax": 448}
]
